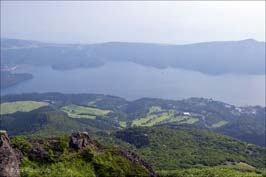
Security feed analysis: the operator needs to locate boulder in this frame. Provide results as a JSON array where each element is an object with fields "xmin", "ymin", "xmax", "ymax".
[{"xmin": 69, "ymin": 132, "xmax": 96, "ymax": 151}]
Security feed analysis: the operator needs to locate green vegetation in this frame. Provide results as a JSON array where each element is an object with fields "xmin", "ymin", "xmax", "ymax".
[
  {"xmin": 57, "ymin": 135, "xmax": 70, "ymax": 152},
  {"xmin": 0, "ymin": 101, "xmax": 49, "ymax": 115},
  {"xmin": 158, "ymin": 167, "xmax": 264, "ymax": 177},
  {"xmin": 132, "ymin": 106, "xmax": 198, "ymax": 127},
  {"xmin": 119, "ymin": 121, "xmax": 127, "ymax": 128},
  {"xmin": 15, "ymin": 130, "xmax": 265, "ymax": 177},
  {"xmin": 115, "ymin": 126, "xmax": 266, "ymax": 171},
  {"xmin": 217, "ymin": 116, "xmax": 266, "ymax": 146},
  {"xmin": 1, "ymin": 93, "xmax": 265, "ymax": 146},
  {"xmin": 218, "ymin": 162, "xmax": 256, "ymax": 171},
  {"xmin": 17, "ymin": 136, "xmax": 150, "ymax": 177},
  {"xmin": 20, "ymin": 151, "xmax": 150, "ymax": 177},
  {"xmin": 11, "ymin": 136, "xmax": 33, "ymax": 155},
  {"xmin": 32, "ymin": 111, "xmax": 88, "ymax": 136},
  {"xmin": 1, "ymin": 93, "xmax": 265, "ymax": 177},
  {"xmin": 21, "ymin": 156, "xmax": 96, "ymax": 177},
  {"xmin": 61, "ymin": 104, "xmax": 112, "ymax": 119},
  {"xmin": 178, "ymin": 117, "xmax": 198, "ymax": 124},
  {"xmin": 212, "ymin": 120, "xmax": 228, "ymax": 128}
]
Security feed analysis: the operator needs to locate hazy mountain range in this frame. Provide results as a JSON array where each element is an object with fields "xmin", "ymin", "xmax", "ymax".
[{"xmin": 1, "ymin": 38, "xmax": 265, "ymax": 75}]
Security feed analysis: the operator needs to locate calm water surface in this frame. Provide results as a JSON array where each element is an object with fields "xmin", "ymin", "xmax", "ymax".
[{"xmin": 1, "ymin": 62, "xmax": 265, "ymax": 106}]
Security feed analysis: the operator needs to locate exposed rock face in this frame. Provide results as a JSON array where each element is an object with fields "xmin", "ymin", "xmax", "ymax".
[
  {"xmin": 69, "ymin": 132, "xmax": 102, "ymax": 152},
  {"xmin": 0, "ymin": 131, "xmax": 21, "ymax": 177},
  {"xmin": 28, "ymin": 138, "xmax": 60, "ymax": 161}
]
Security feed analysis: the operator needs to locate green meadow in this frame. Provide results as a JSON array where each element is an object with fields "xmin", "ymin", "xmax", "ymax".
[
  {"xmin": 212, "ymin": 120, "xmax": 228, "ymax": 128},
  {"xmin": 158, "ymin": 167, "xmax": 264, "ymax": 177},
  {"xmin": 0, "ymin": 101, "xmax": 49, "ymax": 115},
  {"xmin": 132, "ymin": 106, "xmax": 198, "ymax": 127},
  {"xmin": 61, "ymin": 104, "xmax": 112, "ymax": 119}
]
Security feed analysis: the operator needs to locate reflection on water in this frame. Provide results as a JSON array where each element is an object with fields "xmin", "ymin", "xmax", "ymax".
[{"xmin": 1, "ymin": 62, "xmax": 265, "ymax": 106}]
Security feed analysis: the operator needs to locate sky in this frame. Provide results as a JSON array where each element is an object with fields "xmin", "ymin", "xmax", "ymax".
[{"xmin": 1, "ymin": 1, "xmax": 265, "ymax": 44}]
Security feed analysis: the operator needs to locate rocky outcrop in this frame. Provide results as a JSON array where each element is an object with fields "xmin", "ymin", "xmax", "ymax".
[
  {"xmin": 69, "ymin": 132, "xmax": 157, "ymax": 176},
  {"xmin": 0, "ymin": 131, "xmax": 21, "ymax": 177},
  {"xmin": 28, "ymin": 138, "xmax": 61, "ymax": 161},
  {"xmin": 0, "ymin": 131, "xmax": 157, "ymax": 177},
  {"xmin": 69, "ymin": 132, "xmax": 103, "ymax": 152}
]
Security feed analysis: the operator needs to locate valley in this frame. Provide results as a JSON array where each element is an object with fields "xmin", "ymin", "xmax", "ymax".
[
  {"xmin": 0, "ymin": 93, "xmax": 265, "ymax": 176},
  {"xmin": 1, "ymin": 93, "xmax": 264, "ymax": 146}
]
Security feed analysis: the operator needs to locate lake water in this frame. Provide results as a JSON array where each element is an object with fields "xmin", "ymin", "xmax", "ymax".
[{"xmin": 1, "ymin": 62, "xmax": 265, "ymax": 106}]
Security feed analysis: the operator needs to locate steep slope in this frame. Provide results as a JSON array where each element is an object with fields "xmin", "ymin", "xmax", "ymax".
[
  {"xmin": 114, "ymin": 126, "xmax": 266, "ymax": 171},
  {"xmin": 7, "ymin": 132, "xmax": 156, "ymax": 177},
  {"xmin": 3, "ymin": 130, "xmax": 264, "ymax": 177},
  {"xmin": 216, "ymin": 114, "xmax": 266, "ymax": 146}
]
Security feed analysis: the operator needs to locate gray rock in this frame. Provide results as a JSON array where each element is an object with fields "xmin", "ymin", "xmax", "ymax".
[
  {"xmin": 69, "ymin": 132, "xmax": 96, "ymax": 151},
  {"xmin": 0, "ymin": 131, "xmax": 21, "ymax": 177}
]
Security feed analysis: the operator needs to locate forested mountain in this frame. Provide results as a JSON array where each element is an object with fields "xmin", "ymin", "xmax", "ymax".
[
  {"xmin": 1, "ymin": 93, "xmax": 265, "ymax": 146},
  {"xmin": 0, "ymin": 93, "xmax": 265, "ymax": 176},
  {"xmin": 1, "ymin": 38, "xmax": 265, "ymax": 75},
  {"xmin": 114, "ymin": 126, "xmax": 265, "ymax": 170}
]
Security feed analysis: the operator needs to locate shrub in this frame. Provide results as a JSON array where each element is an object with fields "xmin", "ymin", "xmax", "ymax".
[
  {"xmin": 82, "ymin": 147, "xmax": 94, "ymax": 161},
  {"xmin": 57, "ymin": 135, "xmax": 69, "ymax": 152},
  {"xmin": 45, "ymin": 149, "xmax": 55, "ymax": 162},
  {"xmin": 11, "ymin": 137, "xmax": 33, "ymax": 155}
]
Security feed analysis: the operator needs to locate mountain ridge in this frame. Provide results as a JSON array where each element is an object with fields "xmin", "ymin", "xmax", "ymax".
[
  {"xmin": 1, "ymin": 37, "xmax": 265, "ymax": 46},
  {"xmin": 1, "ymin": 38, "xmax": 265, "ymax": 75}
]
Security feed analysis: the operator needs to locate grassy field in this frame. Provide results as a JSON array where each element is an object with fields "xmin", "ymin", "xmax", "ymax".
[
  {"xmin": 119, "ymin": 121, "xmax": 127, "ymax": 128},
  {"xmin": 132, "ymin": 106, "xmax": 198, "ymax": 127},
  {"xmin": 212, "ymin": 120, "xmax": 228, "ymax": 128},
  {"xmin": 177, "ymin": 117, "xmax": 199, "ymax": 124},
  {"xmin": 61, "ymin": 104, "xmax": 112, "ymax": 119},
  {"xmin": 217, "ymin": 162, "xmax": 257, "ymax": 172},
  {"xmin": 158, "ymin": 167, "xmax": 264, "ymax": 177},
  {"xmin": 0, "ymin": 101, "xmax": 49, "ymax": 115}
]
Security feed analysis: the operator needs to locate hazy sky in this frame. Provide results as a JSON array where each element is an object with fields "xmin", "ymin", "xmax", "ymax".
[{"xmin": 1, "ymin": 1, "xmax": 265, "ymax": 44}]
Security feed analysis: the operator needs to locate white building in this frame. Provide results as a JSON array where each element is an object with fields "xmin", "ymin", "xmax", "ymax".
[{"xmin": 183, "ymin": 112, "xmax": 191, "ymax": 116}]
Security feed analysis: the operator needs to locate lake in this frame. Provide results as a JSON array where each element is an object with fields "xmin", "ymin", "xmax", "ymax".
[{"xmin": 1, "ymin": 62, "xmax": 265, "ymax": 106}]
